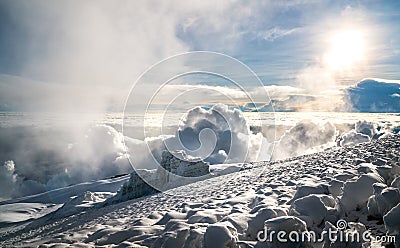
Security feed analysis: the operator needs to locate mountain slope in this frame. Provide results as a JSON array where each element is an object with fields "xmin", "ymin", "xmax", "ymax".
[{"xmin": 1, "ymin": 135, "xmax": 400, "ymax": 247}]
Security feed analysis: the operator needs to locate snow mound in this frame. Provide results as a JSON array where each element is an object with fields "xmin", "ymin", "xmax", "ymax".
[
  {"xmin": 203, "ymin": 223, "xmax": 238, "ymax": 248},
  {"xmin": 53, "ymin": 191, "xmax": 113, "ymax": 219},
  {"xmin": 290, "ymin": 194, "xmax": 338, "ymax": 228},
  {"xmin": 258, "ymin": 216, "xmax": 308, "ymax": 247},
  {"xmin": 338, "ymin": 130, "xmax": 370, "ymax": 146},
  {"xmin": 338, "ymin": 120, "xmax": 388, "ymax": 146},
  {"xmin": 246, "ymin": 207, "xmax": 287, "ymax": 240},
  {"xmin": 290, "ymin": 183, "xmax": 329, "ymax": 203},
  {"xmin": 339, "ymin": 173, "xmax": 384, "ymax": 214},
  {"xmin": 368, "ymin": 185, "xmax": 400, "ymax": 218}
]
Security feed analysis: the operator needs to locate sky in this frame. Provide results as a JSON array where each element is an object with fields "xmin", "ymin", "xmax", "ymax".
[
  {"xmin": 0, "ymin": 0, "xmax": 399, "ymax": 200},
  {"xmin": 0, "ymin": 0, "xmax": 399, "ymax": 112}
]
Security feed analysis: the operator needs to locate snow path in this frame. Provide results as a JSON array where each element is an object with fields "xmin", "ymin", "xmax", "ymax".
[{"xmin": 1, "ymin": 135, "xmax": 399, "ymax": 247}]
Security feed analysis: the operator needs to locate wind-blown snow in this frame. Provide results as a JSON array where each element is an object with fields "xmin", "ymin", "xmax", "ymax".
[
  {"xmin": 338, "ymin": 120, "xmax": 389, "ymax": 147},
  {"xmin": 272, "ymin": 120, "xmax": 337, "ymax": 160}
]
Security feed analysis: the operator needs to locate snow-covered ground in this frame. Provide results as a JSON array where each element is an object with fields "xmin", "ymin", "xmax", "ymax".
[{"xmin": 1, "ymin": 134, "xmax": 399, "ymax": 247}]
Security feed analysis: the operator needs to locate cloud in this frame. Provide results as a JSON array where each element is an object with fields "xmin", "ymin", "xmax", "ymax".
[
  {"xmin": 2, "ymin": 1, "xmax": 302, "ymax": 113},
  {"xmin": 0, "ymin": 161, "xmax": 17, "ymax": 200},
  {"xmin": 172, "ymin": 104, "xmax": 268, "ymax": 164},
  {"xmin": 1, "ymin": 1, "xmax": 234, "ymax": 113},
  {"xmin": 272, "ymin": 120, "xmax": 337, "ymax": 160},
  {"xmin": 337, "ymin": 120, "xmax": 389, "ymax": 147},
  {"xmin": 127, "ymin": 104, "xmax": 272, "ymax": 169},
  {"xmin": 0, "ymin": 124, "xmax": 131, "ymax": 200},
  {"xmin": 143, "ymin": 84, "xmax": 305, "ymax": 111},
  {"xmin": 346, "ymin": 78, "xmax": 400, "ymax": 112},
  {"xmin": 0, "ymin": 103, "xmax": 273, "ymax": 200},
  {"xmin": 391, "ymin": 93, "xmax": 400, "ymax": 98},
  {"xmin": 0, "ymin": 74, "xmax": 123, "ymax": 112},
  {"xmin": 1, "ymin": 0, "xmax": 399, "ymax": 115},
  {"xmin": 263, "ymin": 85, "xmax": 304, "ymax": 99},
  {"xmin": 258, "ymin": 27, "xmax": 301, "ymax": 42}
]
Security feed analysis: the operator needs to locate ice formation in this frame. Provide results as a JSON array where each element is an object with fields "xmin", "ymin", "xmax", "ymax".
[
  {"xmin": 160, "ymin": 150, "xmax": 210, "ymax": 178},
  {"xmin": 107, "ymin": 150, "xmax": 210, "ymax": 203}
]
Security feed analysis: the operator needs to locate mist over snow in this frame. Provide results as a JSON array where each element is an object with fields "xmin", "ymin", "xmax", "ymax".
[
  {"xmin": 272, "ymin": 120, "xmax": 337, "ymax": 160},
  {"xmin": 1, "ymin": 106, "xmax": 400, "ymax": 200},
  {"xmin": 0, "ymin": 161, "xmax": 16, "ymax": 200},
  {"xmin": 337, "ymin": 120, "xmax": 389, "ymax": 147},
  {"xmin": 0, "ymin": 124, "xmax": 131, "ymax": 200},
  {"xmin": 0, "ymin": 104, "xmax": 270, "ymax": 200},
  {"xmin": 126, "ymin": 104, "xmax": 271, "ymax": 170},
  {"xmin": 272, "ymin": 118, "xmax": 397, "ymax": 160}
]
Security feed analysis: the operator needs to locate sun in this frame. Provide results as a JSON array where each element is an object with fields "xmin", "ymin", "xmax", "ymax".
[{"xmin": 323, "ymin": 30, "xmax": 366, "ymax": 71}]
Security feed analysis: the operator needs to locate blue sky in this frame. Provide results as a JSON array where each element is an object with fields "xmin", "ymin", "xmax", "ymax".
[{"xmin": 0, "ymin": 0, "xmax": 399, "ymax": 112}]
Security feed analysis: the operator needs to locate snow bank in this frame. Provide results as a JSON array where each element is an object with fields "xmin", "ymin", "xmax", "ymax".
[
  {"xmin": 0, "ymin": 203, "xmax": 61, "ymax": 224},
  {"xmin": 2, "ymin": 134, "xmax": 400, "ymax": 247},
  {"xmin": 53, "ymin": 191, "xmax": 113, "ymax": 219},
  {"xmin": 339, "ymin": 173, "xmax": 384, "ymax": 214},
  {"xmin": 338, "ymin": 121, "xmax": 388, "ymax": 146},
  {"xmin": 338, "ymin": 130, "xmax": 370, "ymax": 146},
  {"xmin": 290, "ymin": 194, "xmax": 338, "ymax": 228}
]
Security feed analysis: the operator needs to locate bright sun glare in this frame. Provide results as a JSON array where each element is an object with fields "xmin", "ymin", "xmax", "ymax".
[{"xmin": 324, "ymin": 30, "xmax": 366, "ymax": 70}]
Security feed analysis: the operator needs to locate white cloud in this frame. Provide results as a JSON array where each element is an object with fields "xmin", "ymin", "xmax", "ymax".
[
  {"xmin": 139, "ymin": 84, "xmax": 306, "ymax": 111},
  {"xmin": 262, "ymin": 85, "xmax": 304, "ymax": 98},
  {"xmin": 0, "ymin": 124, "xmax": 131, "ymax": 200},
  {"xmin": 127, "ymin": 104, "xmax": 272, "ymax": 168},
  {"xmin": 391, "ymin": 93, "xmax": 400, "ymax": 98},
  {"xmin": 258, "ymin": 27, "xmax": 301, "ymax": 41}
]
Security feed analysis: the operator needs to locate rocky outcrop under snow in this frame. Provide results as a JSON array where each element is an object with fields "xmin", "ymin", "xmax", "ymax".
[
  {"xmin": 105, "ymin": 150, "xmax": 210, "ymax": 204},
  {"xmin": 160, "ymin": 150, "xmax": 210, "ymax": 178}
]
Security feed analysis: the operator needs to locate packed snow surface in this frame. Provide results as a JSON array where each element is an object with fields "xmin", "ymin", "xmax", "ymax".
[{"xmin": 1, "ymin": 135, "xmax": 400, "ymax": 247}]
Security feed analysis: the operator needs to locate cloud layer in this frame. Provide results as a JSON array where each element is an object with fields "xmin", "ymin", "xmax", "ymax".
[{"xmin": 346, "ymin": 78, "xmax": 400, "ymax": 112}]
